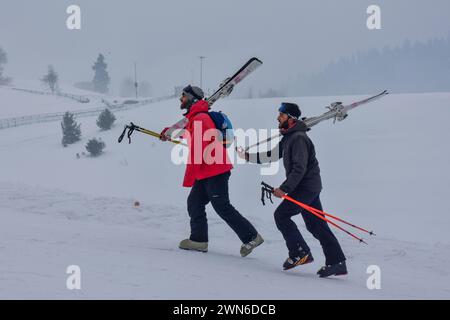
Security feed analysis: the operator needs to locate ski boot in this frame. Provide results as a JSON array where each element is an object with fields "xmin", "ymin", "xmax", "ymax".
[
  {"xmin": 240, "ymin": 233, "xmax": 264, "ymax": 257},
  {"xmin": 179, "ymin": 239, "xmax": 208, "ymax": 253},
  {"xmin": 283, "ymin": 251, "xmax": 314, "ymax": 270},
  {"xmin": 317, "ymin": 261, "xmax": 348, "ymax": 278}
]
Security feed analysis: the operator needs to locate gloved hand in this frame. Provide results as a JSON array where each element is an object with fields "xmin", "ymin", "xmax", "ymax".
[
  {"xmin": 159, "ymin": 127, "xmax": 170, "ymax": 141},
  {"xmin": 273, "ymin": 188, "xmax": 286, "ymax": 199}
]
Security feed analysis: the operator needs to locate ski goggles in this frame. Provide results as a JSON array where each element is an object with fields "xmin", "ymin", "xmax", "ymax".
[{"xmin": 278, "ymin": 103, "xmax": 299, "ymax": 120}]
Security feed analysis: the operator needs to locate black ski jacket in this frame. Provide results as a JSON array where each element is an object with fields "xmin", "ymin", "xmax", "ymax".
[{"xmin": 247, "ymin": 121, "xmax": 322, "ymax": 194}]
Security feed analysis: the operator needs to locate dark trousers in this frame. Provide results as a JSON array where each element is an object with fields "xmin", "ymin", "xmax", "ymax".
[
  {"xmin": 274, "ymin": 189, "xmax": 346, "ymax": 265},
  {"xmin": 187, "ymin": 171, "xmax": 258, "ymax": 244}
]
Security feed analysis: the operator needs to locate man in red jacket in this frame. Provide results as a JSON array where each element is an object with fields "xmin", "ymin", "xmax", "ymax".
[{"xmin": 160, "ymin": 85, "xmax": 263, "ymax": 257}]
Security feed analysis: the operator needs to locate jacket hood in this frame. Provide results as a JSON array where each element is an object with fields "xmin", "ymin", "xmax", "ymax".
[{"xmin": 185, "ymin": 100, "xmax": 210, "ymax": 119}]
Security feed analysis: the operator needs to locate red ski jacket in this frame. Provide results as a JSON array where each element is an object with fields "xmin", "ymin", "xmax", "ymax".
[{"xmin": 182, "ymin": 100, "xmax": 233, "ymax": 187}]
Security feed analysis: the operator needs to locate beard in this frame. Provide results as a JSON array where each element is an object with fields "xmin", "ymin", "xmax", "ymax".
[
  {"xmin": 180, "ymin": 100, "xmax": 192, "ymax": 110},
  {"xmin": 278, "ymin": 119, "xmax": 289, "ymax": 130}
]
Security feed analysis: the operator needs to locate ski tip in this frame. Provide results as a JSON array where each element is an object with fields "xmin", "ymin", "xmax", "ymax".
[
  {"xmin": 251, "ymin": 56, "xmax": 263, "ymax": 62},
  {"xmin": 360, "ymin": 239, "xmax": 368, "ymax": 245},
  {"xmin": 248, "ymin": 57, "xmax": 263, "ymax": 65},
  {"xmin": 369, "ymin": 231, "xmax": 376, "ymax": 236}
]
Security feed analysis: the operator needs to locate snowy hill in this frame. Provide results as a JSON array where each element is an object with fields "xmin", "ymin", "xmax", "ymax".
[
  {"xmin": 1, "ymin": 89, "xmax": 450, "ymax": 299},
  {"xmin": 0, "ymin": 81, "xmax": 107, "ymax": 118}
]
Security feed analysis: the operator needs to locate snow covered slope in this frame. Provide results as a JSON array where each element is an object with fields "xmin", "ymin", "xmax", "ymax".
[
  {"xmin": 1, "ymin": 89, "xmax": 450, "ymax": 299},
  {"xmin": 0, "ymin": 82, "xmax": 106, "ymax": 118}
]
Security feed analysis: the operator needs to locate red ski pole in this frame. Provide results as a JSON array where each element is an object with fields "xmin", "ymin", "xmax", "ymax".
[
  {"xmin": 261, "ymin": 182, "xmax": 372, "ymax": 244},
  {"xmin": 283, "ymin": 195, "xmax": 368, "ymax": 244},
  {"xmin": 299, "ymin": 202, "xmax": 375, "ymax": 236}
]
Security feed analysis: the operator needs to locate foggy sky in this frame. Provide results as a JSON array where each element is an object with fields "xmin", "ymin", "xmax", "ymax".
[{"xmin": 1, "ymin": 0, "xmax": 450, "ymax": 96}]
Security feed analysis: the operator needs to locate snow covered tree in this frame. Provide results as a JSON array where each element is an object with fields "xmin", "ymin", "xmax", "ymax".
[
  {"xmin": 92, "ymin": 54, "xmax": 110, "ymax": 94},
  {"xmin": 41, "ymin": 65, "xmax": 59, "ymax": 93},
  {"xmin": 85, "ymin": 138, "xmax": 105, "ymax": 157},
  {"xmin": 61, "ymin": 112, "xmax": 81, "ymax": 146},
  {"xmin": 0, "ymin": 46, "xmax": 11, "ymax": 85},
  {"xmin": 96, "ymin": 108, "xmax": 116, "ymax": 130}
]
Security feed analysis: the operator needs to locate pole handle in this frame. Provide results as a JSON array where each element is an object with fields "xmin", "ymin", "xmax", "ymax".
[{"xmin": 261, "ymin": 181, "xmax": 274, "ymax": 206}]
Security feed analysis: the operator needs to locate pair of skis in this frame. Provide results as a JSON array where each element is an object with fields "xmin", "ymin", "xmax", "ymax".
[
  {"xmin": 119, "ymin": 57, "xmax": 263, "ymax": 145},
  {"xmin": 163, "ymin": 89, "xmax": 389, "ymax": 149},
  {"xmin": 163, "ymin": 57, "xmax": 263, "ymax": 140},
  {"xmin": 245, "ymin": 90, "xmax": 389, "ymax": 151}
]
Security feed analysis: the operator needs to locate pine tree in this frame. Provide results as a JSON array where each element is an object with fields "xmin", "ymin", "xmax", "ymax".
[
  {"xmin": 41, "ymin": 65, "xmax": 59, "ymax": 93},
  {"xmin": 61, "ymin": 112, "xmax": 81, "ymax": 146},
  {"xmin": 96, "ymin": 108, "xmax": 116, "ymax": 130},
  {"xmin": 92, "ymin": 54, "xmax": 110, "ymax": 94},
  {"xmin": 85, "ymin": 138, "xmax": 105, "ymax": 157},
  {"xmin": 0, "ymin": 46, "xmax": 11, "ymax": 85}
]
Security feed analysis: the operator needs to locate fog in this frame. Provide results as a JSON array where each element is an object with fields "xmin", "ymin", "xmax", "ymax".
[{"xmin": 1, "ymin": 0, "xmax": 450, "ymax": 96}]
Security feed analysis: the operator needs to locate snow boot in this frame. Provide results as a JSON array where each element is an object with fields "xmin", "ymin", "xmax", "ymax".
[
  {"xmin": 240, "ymin": 233, "xmax": 264, "ymax": 257},
  {"xmin": 317, "ymin": 261, "xmax": 348, "ymax": 278},
  {"xmin": 179, "ymin": 239, "xmax": 208, "ymax": 253},
  {"xmin": 283, "ymin": 251, "xmax": 314, "ymax": 270}
]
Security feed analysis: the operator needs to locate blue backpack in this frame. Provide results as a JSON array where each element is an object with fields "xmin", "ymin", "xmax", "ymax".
[{"xmin": 206, "ymin": 111, "xmax": 234, "ymax": 148}]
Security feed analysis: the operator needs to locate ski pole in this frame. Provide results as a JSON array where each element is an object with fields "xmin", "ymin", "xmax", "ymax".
[
  {"xmin": 297, "ymin": 201, "xmax": 375, "ymax": 236},
  {"xmin": 118, "ymin": 122, "xmax": 187, "ymax": 146},
  {"xmin": 261, "ymin": 182, "xmax": 370, "ymax": 244},
  {"xmin": 283, "ymin": 194, "xmax": 367, "ymax": 244},
  {"xmin": 261, "ymin": 182, "xmax": 374, "ymax": 235},
  {"xmin": 245, "ymin": 134, "xmax": 280, "ymax": 152}
]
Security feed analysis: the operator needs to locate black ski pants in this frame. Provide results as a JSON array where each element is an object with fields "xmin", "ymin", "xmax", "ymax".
[
  {"xmin": 274, "ymin": 189, "xmax": 346, "ymax": 265},
  {"xmin": 187, "ymin": 171, "xmax": 258, "ymax": 244}
]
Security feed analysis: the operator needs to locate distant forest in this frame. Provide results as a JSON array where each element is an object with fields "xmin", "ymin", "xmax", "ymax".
[{"xmin": 291, "ymin": 35, "xmax": 450, "ymax": 96}]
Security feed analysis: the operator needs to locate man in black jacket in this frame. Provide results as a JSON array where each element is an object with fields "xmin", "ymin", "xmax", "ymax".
[{"xmin": 238, "ymin": 103, "xmax": 347, "ymax": 277}]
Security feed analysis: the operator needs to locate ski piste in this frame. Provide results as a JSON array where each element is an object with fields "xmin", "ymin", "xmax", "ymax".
[
  {"xmin": 164, "ymin": 57, "xmax": 263, "ymax": 140},
  {"xmin": 245, "ymin": 90, "xmax": 389, "ymax": 151}
]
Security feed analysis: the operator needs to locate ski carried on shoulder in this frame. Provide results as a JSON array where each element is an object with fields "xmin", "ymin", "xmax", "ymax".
[
  {"xmin": 245, "ymin": 90, "xmax": 389, "ymax": 151},
  {"xmin": 207, "ymin": 57, "xmax": 263, "ymax": 106},
  {"xmin": 303, "ymin": 89, "xmax": 388, "ymax": 127},
  {"xmin": 165, "ymin": 57, "xmax": 263, "ymax": 140}
]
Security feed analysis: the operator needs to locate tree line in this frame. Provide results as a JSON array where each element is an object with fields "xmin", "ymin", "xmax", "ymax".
[{"xmin": 291, "ymin": 35, "xmax": 450, "ymax": 96}]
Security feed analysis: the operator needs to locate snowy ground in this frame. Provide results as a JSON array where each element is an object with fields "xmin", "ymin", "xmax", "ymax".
[
  {"xmin": 1, "ymin": 86, "xmax": 450, "ymax": 299},
  {"xmin": 0, "ymin": 81, "xmax": 153, "ymax": 119},
  {"xmin": 0, "ymin": 82, "xmax": 103, "ymax": 118}
]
